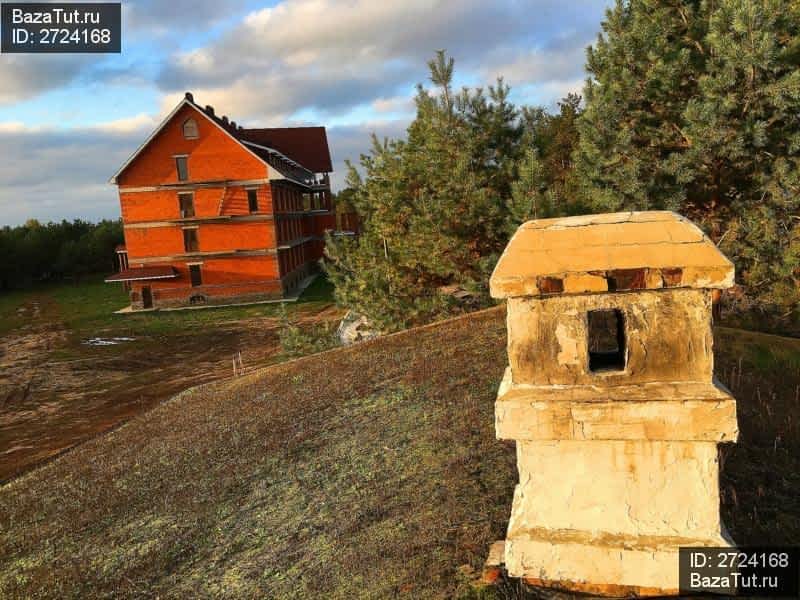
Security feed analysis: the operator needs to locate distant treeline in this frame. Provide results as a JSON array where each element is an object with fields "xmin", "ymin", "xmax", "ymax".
[{"xmin": 0, "ymin": 219, "xmax": 123, "ymax": 290}]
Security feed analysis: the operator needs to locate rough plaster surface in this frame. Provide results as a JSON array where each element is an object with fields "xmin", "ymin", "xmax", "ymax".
[
  {"xmin": 490, "ymin": 211, "xmax": 735, "ymax": 298},
  {"xmin": 492, "ymin": 212, "xmax": 737, "ymax": 595},
  {"xmin": 500, "ymin": 433, "xmax": 735, "ymax": 593},
  {"xmin": 506, "ymin": 288, "xmax": 714, "ymax": 386},
  {"xmin": 505, "ymin": 535, "xmax": 720, "ymax": 592},
  {"xmin": 495, "ymin": 368, "xmax": 738, "ymax": 442},
  {"xmin": 508, "ymin": 441, "xmax": 725, "ymax": 539}
]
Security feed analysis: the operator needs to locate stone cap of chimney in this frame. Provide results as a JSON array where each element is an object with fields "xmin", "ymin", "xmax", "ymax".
[{"xmin": 489, "ymin": 211, "xmax": 734, "ymax": 299}]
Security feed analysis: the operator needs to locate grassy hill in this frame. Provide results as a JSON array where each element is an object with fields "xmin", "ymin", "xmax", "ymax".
[{"xmin": 2, "ymin": 307, "xmax": 799, "ymax": 599}]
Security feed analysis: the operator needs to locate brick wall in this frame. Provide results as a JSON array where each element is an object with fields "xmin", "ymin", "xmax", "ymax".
[
  {"xmin": 120, "ymin": 184, "xmax": 274, "ymax": 223},
  {"xmin": 128, "ymin": 255, "xmax": 283, "ymax": 309},
  {"xmin": 117, "ymin": 104, "xmax": 267, "ymax": 187},
  {"xmin": 114, "ymin": 101, "xmax": 330, "ymax": 309}
]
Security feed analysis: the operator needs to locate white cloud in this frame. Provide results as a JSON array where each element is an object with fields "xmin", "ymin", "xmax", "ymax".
[
  {"xmin": 90, "ymin": 113, "xmax": 160, "ymax": 134},
  {"xmin": 158, "ymin": 66, "xmax": 415, "ymax": 125},
  {"xmin": 0, "ymin": 124, "xmax": 145, "ymax": 226},
  {"xmin": 0, "ymin": 116, "xmax": 411, "ymax": 226},
  {"xmin": 155, "ymin": 0, "xmax": 610, "ymax": 122},
  {"xmin": 0, "ymin": 55, "xmax": 96, "ymax": 105},
  {"xmin": 372, "ymin": 96, "xmax": 415, "ymax": 115},
  {"xmin": 123, "ymin": 0, "xmax": 251, "ymax": 34},
  {"xmin": 235, "ymin": 0, "xmax": 474, "ymax": 63},
  {"xmin": 0, "ymin": 0, "xmax": 613, "ymax": 224},
  {"xmin": 0, "ymin": 1, "xmax": 257, "ymax": 106},
  {"xmin": 326, "ymin": 118, "xmax": 411, "ymax": 189},
  {"xmin": 483, "ymin": 41, "xmax": 588, "ymax": 87},
  {"xmin": 0, "ymin": 121, "xmax": 33, "ymax": 133},
  {"xmin": 528, "ymin": 79, "xmax": 586, "ymax": 104}
]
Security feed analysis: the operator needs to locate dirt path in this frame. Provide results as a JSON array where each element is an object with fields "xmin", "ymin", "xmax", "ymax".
[{"xmin": 0, "ymin": 301, "xmax": 343, "ymax": 482}]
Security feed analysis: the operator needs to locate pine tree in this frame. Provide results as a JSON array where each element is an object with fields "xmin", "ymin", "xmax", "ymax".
[
  {"xmin": 324, "ymin": 51, "xmax": 528, "ymax": 330},
  {"xmin": 575, "ymin": 0, "xmax": 800, "ymax": 319},
  {"xmin": 516, "ymin": 93, "xmax": 584, "ymax": 220},
  {"xmin": 506, "ymin": 148, "xmax": 552, "ymax": 231}
]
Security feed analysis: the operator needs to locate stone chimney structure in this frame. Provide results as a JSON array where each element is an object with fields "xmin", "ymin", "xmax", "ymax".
[{"xmin": 489, "ymin": 211, "xmax": 738, "ymax": 595}]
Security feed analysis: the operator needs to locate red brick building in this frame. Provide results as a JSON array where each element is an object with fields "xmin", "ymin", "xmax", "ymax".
[{"xmin": 106, "ymin": 92, "xmax": 336, "ymax": 310}]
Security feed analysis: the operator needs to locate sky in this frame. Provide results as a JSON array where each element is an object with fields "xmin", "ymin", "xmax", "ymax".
[{"xmin": 0, "ymin": 0, "xmax": 611, "ymax": 226}]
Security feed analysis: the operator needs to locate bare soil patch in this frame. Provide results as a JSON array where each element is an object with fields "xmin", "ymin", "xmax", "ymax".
[{"xmin": 0, "ymin": 285, "xmax": 342, "ymax": 481}]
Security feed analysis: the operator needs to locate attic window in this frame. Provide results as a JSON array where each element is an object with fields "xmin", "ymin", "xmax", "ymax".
[
  {"xmin": 182, "ymin": 119, "xmax": 199, "ymax": 139},
  {"xmin": 588, "ymin": 309, "xmax": 626, "ymax": 372}
]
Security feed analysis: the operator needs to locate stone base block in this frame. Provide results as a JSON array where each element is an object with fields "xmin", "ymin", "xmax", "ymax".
[
  {"xmin": 505, "ymin": 529, "xmax": 731, "ymax": 595},
  {"xmin": 495, "ymin": 368, "xmax": 738, "ymax": 443},
  {"xmin": 510, "ymin": 441, "xmax": 727, "ymax": 539},
  {"xmin": 501, "ymin": 439, "xmax": 733, "ymax": 595}
]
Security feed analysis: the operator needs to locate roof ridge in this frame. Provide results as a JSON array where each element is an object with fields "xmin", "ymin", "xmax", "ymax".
[{"xmin": 241, "ymin": 125, "xmax": 325, "ymax": 130}]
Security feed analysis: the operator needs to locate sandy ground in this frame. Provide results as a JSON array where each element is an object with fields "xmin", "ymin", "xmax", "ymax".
[{"xmin": 0, "ymin": 299, "xmax": 342, "ymax": 481}]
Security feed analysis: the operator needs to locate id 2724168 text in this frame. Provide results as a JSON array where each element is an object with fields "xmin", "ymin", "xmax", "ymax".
[{"xmin": 0, "ymin": 3, "xmax": 121, "ymax": 53}]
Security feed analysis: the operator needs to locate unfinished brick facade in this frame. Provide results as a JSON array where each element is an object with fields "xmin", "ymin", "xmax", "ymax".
[{"xmin": 106, "ymin": 93, "xmax": 336, "ymax": 309}]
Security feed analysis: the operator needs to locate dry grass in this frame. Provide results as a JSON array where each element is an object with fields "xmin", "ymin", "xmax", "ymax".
[
  {"xmin": 1, "ymin": 307, "xmax": 515, "ymax": 599},
  {"xmin": 714, "ymin": 327, "xmax": 800, "ymax": 546},
  {"xmin": 1, "ymin": 308, "xmax": 798, "ymax": 599}
]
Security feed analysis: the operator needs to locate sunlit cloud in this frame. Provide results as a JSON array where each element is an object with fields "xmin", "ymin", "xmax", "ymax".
[{"xmin": 0, "ymin": 0, "xmax": 612, "ymax": 225}]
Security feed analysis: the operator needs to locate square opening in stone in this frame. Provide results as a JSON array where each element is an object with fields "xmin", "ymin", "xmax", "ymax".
[{"xmin": 588, "ymin": 309, "xmax": 626, "ymax": 372}]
